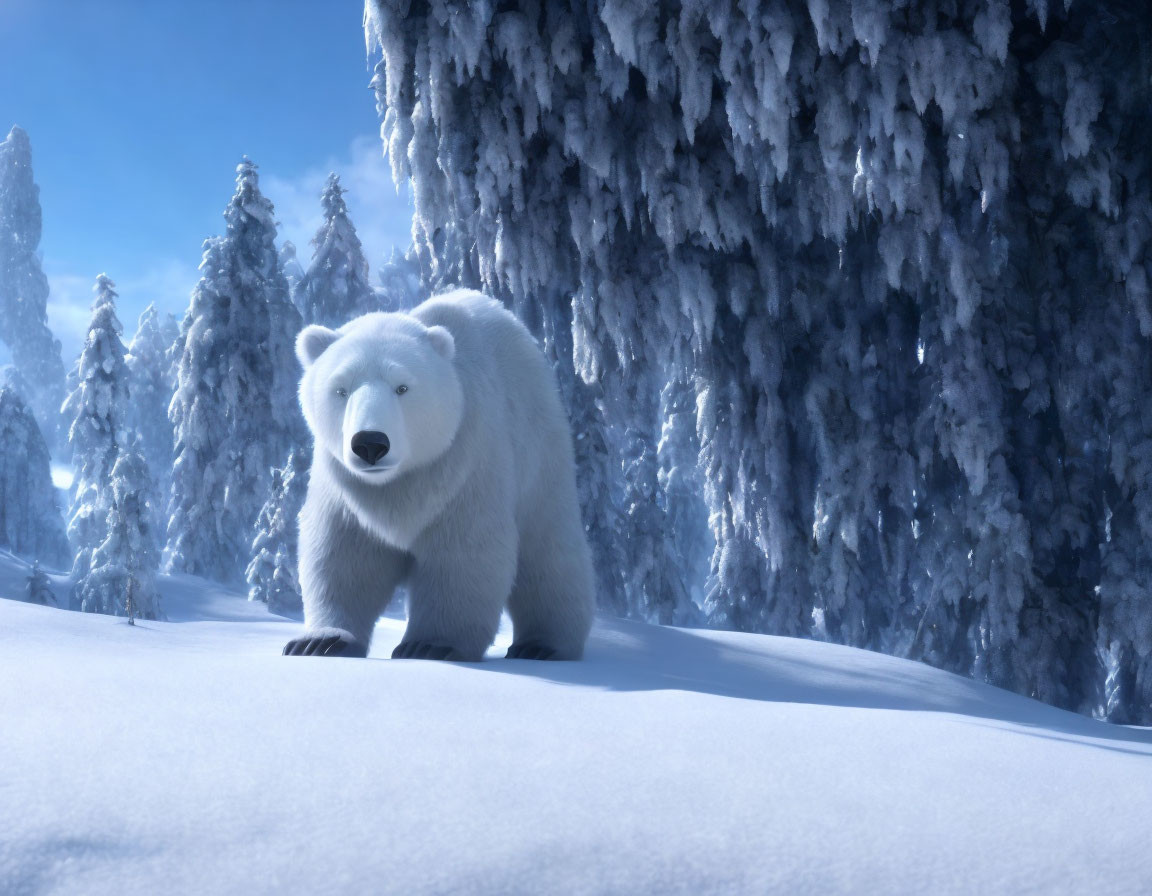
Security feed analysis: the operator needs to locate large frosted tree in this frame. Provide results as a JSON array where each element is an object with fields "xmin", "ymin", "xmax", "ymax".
[
  {"xmin": 64, "ymin": 274, "xmax": 130, "ymax": 591},
  {"xmin": 0, "ymin": 126, "xmax": 66, "ymax": 441},
  {"xmin": 0, "ymin": 385, "xmax": 70, "ymax": 567},
  {"xmin": 166, "ymin": 159, "xmax": 304, "ymax": 584},
  {"xmin": 295, "ymin": 173, "xmax": 377, "ymax": 326},
  {"xmin": 365, "ymin": 1, "xmax": 1152, "ymax": 722},
  {"xmin": 126, "ymin": 303, "xmax": 176, "ymax": 502}
]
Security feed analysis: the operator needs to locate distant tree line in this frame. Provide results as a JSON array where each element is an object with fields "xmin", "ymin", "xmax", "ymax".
[{"xmin": 0, "ymin": 127, "xmax": 423, "ymax": 624}]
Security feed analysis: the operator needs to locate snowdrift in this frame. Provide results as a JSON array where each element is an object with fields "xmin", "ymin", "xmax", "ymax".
[{"xmin": 0, "ymin": 551, "xmax": 1149, "ymax": 895}]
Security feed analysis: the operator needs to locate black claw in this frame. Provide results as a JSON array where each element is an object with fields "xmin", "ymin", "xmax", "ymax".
[
  {"xmin": 283, "ymin": 634, "xmax": 367, "ymax": 658},
  {"xmin": 506, "ymin": 643, "xmax": 558, "ymax": 661},
  {"xmin": 392, "ymin": 641, "xmax": 462, "ymax": 661}
]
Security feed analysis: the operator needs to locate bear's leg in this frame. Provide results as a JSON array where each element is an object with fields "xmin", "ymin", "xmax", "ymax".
[
  {"xmin": 397, "ymin": 511, "xmax": 517, "ymax": 662},
  {"xmin": 506, "ymin": 507, "xmax": 595, "ymax": 661},
  {"xmin": 285, "ymin": 491, "xmax": 410, "ymax": 658}
]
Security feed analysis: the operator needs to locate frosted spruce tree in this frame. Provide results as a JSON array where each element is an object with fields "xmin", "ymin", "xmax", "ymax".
[
  {"xmin": 0, "ymin": 386, "xmax": 70, "ymax": 567},
  {"xmin": 0, "ymin": 364, "xmax": 30, "ymax": 397},
  {"xmin": 25, "ymin": 562, "xmax": 58, "ymax": 606},
  {"xmin": 365, "ymin": 1, "xmax": 1152, "ymax": 721},
  {"xmin": 246, "ymin": 449, "xmax": 308, "ymax": 615},
  {"xmin": 279, "ymin": 240, "xmax": 305, "ymax": 306},
  {"xmin": 167, "ymin": 159, "xmax": 304, "ymax": 584},
  {"xmin": 126, "ymin": 303, "xmax": 176, "ymax": 500},
  {"xmin": 64, "ymin": 274, "xmax": 130, "ymax": 592},
  {"xmin": 296, "ymin": 173, "xmax": 376, "ymax": 326},
  {"xmin": 655, "ymin": 377, "xmax": 710, "ymax": 623},
  {"xmin": 77, "ymin": 441, "xmax": 161, "ymax": 619},
  {"xmin": 376, "ymin": 246, "xmax": 425, "ymax": 312},
  {"xmin": 0, "ymin": 126, "xmax": 66, "ymax": 441},
  {"xmin": 618, "ymin": 410, "xmax": 693, "ymax": 624}
]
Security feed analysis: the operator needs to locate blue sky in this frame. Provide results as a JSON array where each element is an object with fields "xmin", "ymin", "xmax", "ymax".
[{"xmin": 0, "ymin": 0, "xmax": 413, "ymax": 362}]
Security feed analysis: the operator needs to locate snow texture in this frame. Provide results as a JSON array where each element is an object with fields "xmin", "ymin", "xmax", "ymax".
[
  {"xmin": 0, "ymin": 553, "xmax": 1148, "ymax": 895},
  {"xmin": 364, "ymin": 0, "xmax": 1152, "ymax": 723}
]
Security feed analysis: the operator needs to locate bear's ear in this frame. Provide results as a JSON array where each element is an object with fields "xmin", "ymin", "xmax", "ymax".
[
  {"xmin": 426, "ymin": 325, "xmax": 456, "ymax": 361},
  {"xmin": 296, "ymin": 325, "xmax": 340, "ymax": 368}
]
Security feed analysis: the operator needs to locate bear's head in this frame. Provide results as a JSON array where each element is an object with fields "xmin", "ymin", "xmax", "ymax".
[{"xmin": 296, "ymin": 313, "xmax": 463, "ymax": 483}]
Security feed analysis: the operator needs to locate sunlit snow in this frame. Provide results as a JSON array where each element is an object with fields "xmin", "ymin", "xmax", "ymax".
[{"xmin": 1, "ymin": 551, "xmax": 1149, "ymax": 895}]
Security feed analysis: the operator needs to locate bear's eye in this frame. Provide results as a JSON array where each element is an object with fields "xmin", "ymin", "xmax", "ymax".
[
  {"xmin": 334, "ymin": 387, "xmax": 348, "ymax": 399},
  {"xmin": 395, "ymin": 384, "xmax": 409, "ymax": 395}
]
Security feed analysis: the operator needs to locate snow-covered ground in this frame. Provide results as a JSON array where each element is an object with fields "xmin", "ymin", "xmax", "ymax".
[{"xmin": 1, "ymin": 550, "xmax": 1149, "ymax": 896}]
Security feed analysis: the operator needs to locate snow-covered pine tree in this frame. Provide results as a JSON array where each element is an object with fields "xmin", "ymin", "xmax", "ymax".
[
  {"xmin": 279, "ymin": 240, "xmax": 305, "ymax": 306},
  {"xmin": 656, "ymin": 377, "xmax": 709, "ymax": 624},
  {"xmin": 246, "ymin": 449, "xmax": 308, "ymax": 615},
  {"xmin": 0, "ymin": 126, "xmax": 66, "ymax": 442},
  {"xmin": 167, "ymin": 159, "xmax": 304, "ymax": 584},
  {"xmin": 77, "ymin": 441, "xmax": 161, "ymax": 618},
  {"xmin": 0, "ymin": 364, "xmax": 31, "ymax": 399},
  {"xmin": 159, "ymin": 311, "xmax": 180, "ymax": 352},
  {"xmin": 606, "ymin": 366, "xmax": 701, "ymax": 625},
  {"xmin": 365, "ymin": 1, "xmax": 1152, "ymax": 720},
  {"xmin": 0, "ymin": 385, "xmax": 70, "ymax": 567},
  {"xmin": 125, "ymin": 303, "xmax": 176, "ymax": 501},
  {"xmin": 25, "ymin": 561, "xmax": 58, "ymax": 606},
  {"xmin": 64, "ymin": 274, "xmax": 130, "ymax": 592},
  {"xmin": 296, "ymin": 173, "xmax": 377, "ymax": 327},
  {"xmin": 161, "ymin": 311, "xmax": 183, "ymax": 389},
  {"xmin": 376, "ymin": 246, "xmax": 425, "ymax": 312}
]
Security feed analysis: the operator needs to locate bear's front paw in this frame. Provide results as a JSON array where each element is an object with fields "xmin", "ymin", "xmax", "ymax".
[
  {"xmin": 283, "ymin": 630, "xmax": 368, "ymax": 658},
  {"xmin": 505, "ymin": 642, "xmax": 558, "ymax": 661},
  {"xmin": 391, "ymin": 641, "xmax": 464, "ymax": 661}
]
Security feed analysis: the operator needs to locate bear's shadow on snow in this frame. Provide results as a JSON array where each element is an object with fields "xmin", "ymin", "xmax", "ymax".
[
  {"xmin": 1, "ymin": 834, "xmax": 157, "ymax": 896},
  {"xmin": 475, "ymin": 617, "xmax": 1152, "ymax": 753}
]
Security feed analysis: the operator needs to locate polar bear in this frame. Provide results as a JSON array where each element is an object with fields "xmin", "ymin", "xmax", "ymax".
[{"xmin": 282, "ymin": 290, "xmax": 595, "ymax": 662}]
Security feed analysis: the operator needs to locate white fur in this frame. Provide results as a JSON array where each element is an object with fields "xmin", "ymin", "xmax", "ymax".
[{"xmin": 294, "ymin": 290, "xmax": 595, "ymax": 660}]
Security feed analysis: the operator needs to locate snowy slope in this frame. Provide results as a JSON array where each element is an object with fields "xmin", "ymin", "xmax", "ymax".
[{"xmin": 1, "ymin": 551, "xmax": 1149, "ymax": 896}]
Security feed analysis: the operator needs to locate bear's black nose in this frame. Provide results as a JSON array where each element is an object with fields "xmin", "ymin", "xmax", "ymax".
[{"xmin": 351, "ymin": 430, "xmax": 391, "ymax": 465}]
